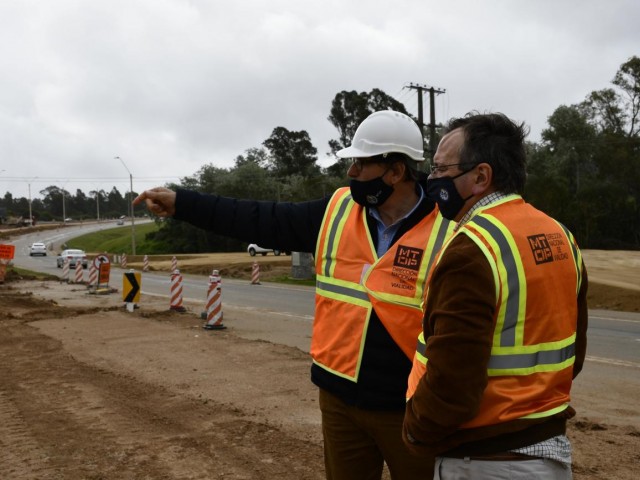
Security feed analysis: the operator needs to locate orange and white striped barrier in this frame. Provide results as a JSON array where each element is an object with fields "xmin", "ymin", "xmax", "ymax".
[
  {"xmin": 251, "ymin": 261, "xmax": 261, "ymax": 285},
  {"xmin": 143, "ymin": 255, "xmax": 149, "ymax": 272},
  {"xmin": 169, "ymin": 269, "xmax": 186, "ymax": 312},
  {"xmin": 61, "ymin": 258, "xmax": 70, "ymax": 282},
  {"xmin": 121, "ymin": 253, "xmax": 127, "ymax": 269},
  {"xmin": 87, "ymin": 262, "xmax": 98, "ymax": 288},
  {"xmin": 203, "ymin": 270, "xmax": 226, "ymax": 330},
  {"xmin": 74, "ymin": 262, "xmax": 84, "ymax": 284},
  {"xmin": 0, "ymin": 260, "xmax": 7, "ymax": 284},
  {"xmin": 171, "ymin": 256, "xmax": 178, "ymax": 273}
]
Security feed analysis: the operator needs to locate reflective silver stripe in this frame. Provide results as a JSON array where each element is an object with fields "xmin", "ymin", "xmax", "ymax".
[
  {"xmin": 425, "ymin": 217, "xmax": 451, "ymax": 278},
  {"xmin": 469, "ymin": 216, "xmax": 521, "ymax": 347},
  {"xmin": 324, "ymin": 194, "xmax": 353, "ymax": 277},
  {"xmin": 488, "ymin": 343, "xmax": 575, "ymax": 370},
  {"xmin": 316, "ymin": 279, "xmax": 370, "ymax": 303},
  {"xmin": 556, "ymin": 221, "xmax": 582, "ymax": 289},
  {"xmin": 416, "ymin": 337, "xmax": 426, "ymax": 357}
]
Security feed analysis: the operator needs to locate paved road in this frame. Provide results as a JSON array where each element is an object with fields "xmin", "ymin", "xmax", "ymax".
[
  {"xmin": 6, "ymin": 224, "xmax": 640, "ymax": 371},
  {"xmin": 7, "ymin": 222, "xmax": 315, "ymax": 323}
]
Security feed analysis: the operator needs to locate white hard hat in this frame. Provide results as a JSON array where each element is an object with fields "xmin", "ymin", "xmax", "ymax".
[{"xmin": 336, "ymin": 110, "xmax": 424, "ymax": 161}]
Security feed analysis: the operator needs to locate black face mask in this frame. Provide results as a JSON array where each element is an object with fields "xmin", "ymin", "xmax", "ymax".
[
  {"xmin": 349, "ymin": 174, "xmax": 394, "ymax": 208},
  {"xmin": 426, "ymin": 170, "xmax": 473, "ymax": 220}
]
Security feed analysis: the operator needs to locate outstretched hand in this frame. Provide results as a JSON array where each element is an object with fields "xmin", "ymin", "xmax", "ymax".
[{"xmin": 133, "ymin": 187, "xmax": 177, "ymax": 217}]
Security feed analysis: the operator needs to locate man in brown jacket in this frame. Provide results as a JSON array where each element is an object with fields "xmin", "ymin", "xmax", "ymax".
[{"xmin": 403, "ymin": 112, "xmax": 588, "ymax": 479}]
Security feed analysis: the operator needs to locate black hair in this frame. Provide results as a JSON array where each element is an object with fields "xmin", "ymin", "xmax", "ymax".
[
  {"xmin": 380, "ymin": 152, "xmax": 421, "ymax": 182},
  {"xmin": 444, "ymin": 112, "xmax": 529, "ymax": 194}
]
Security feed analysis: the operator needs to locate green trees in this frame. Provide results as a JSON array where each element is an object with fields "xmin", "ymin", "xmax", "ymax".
[
  {"xmin": 526, "ymin": 56, "xmax": 640, "ymax": 248},
  {"xmin": 2, "ymin": 64, "xmax": 638, "ymax": 250},
  {"xmin": 326, "ymin": 88, "xmax": 411, "ymax": 177}
]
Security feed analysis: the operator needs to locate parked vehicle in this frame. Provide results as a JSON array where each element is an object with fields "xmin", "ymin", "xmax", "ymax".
[
  {"xmin": 247, "ymin": 244, "xmax": 282, "ymax": 256},
  {"xmin": 56, "ymin": 249, "xmax": 89, "ymax": 269},
  {"xmin": 29, "ymin": 242, "xmax": 47, "ymax": 256}
]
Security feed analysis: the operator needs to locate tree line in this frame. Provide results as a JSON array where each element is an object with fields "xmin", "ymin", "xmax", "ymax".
[
  {"xmin": 0, "ymin": 186, "xmax": 142, "ymax": 224},
  {"xmin": 2, "ymin": 56, "xmax": 638, "ymax": 251}
]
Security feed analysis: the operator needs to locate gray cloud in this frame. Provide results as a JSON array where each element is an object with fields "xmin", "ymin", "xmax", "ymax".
[{"xmin": 1, "ymin": 0, "xmax": 638, "ymax": 198}]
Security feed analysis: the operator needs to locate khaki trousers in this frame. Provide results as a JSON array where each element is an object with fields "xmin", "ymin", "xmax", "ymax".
[{"xmin": 319, "ymin": 389, "xmax": 433, "ymax": 480}]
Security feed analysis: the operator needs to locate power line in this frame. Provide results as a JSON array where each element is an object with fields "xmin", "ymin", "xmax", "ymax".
[{"xmin": 404, "ymin": 83, "xmax": 446, "ymax": 159}]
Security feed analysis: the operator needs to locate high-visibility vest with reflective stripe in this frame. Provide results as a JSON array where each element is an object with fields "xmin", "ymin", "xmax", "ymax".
[
  {"xmin": 313, "ymin": 187, "xmax": 453, "ymax": 382},
  {"xmin": 406, "ymin": 195, "xmax": 583, "ymax": 428}
]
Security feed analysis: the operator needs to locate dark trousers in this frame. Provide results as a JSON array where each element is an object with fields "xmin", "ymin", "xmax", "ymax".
[{"xmin": 319, "ymin": 389, "xmax": 433, "ymax": 480}]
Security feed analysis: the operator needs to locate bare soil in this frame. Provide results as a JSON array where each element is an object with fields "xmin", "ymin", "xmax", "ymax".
[{"xmin": 0, "ymin": 249, "xmax": 639, "ymax": 479}]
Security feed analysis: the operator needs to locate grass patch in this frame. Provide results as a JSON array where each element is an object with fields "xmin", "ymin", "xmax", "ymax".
[
  {"xmin": 5, "ymin": 265, "xmax": 58, "ymax": 281},
  {"xmin": 65, "ymin": 222, "xmax": 160, "ymax": 255}
]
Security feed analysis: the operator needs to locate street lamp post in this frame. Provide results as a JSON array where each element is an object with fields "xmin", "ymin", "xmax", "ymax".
[
  {"xmin": 58, "ymin": 179, "xmax": 70, "ymax": 224},
  {"xmin": 115, "ymin": 156, "xmax": 136, "ymax": 256},
  {"xmin": 28, "ymin": 176, "xmax": 38, "ymax": 226}
]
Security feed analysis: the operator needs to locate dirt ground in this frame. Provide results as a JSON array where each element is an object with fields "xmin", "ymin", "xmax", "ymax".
[{"xmin": 1, "ymin": 249, "xmax": 639, "ymax": 479}]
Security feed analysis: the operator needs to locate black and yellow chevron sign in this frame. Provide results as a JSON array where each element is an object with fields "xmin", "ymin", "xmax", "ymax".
[{"xmin": 122, "ymin": 272, "xmax": 141, "ymax": 303}]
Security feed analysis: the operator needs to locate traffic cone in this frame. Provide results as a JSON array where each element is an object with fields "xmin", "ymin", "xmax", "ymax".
[
  {"xmin": 203, "ymin": 270, "xmax": 226, "ymax": 330},
  {"xmin": 169, "ymin": 269, "xmax": 186, "ymax": 312},
  {"xmin": 251, "ymin": 261, "xmax": 261, "ymax": 285}
]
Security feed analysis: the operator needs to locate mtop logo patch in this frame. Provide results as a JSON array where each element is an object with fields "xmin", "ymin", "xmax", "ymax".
[
  {"xmin": 393, "ymin": 245, "xmax": 424, "ymax": 271},
  {"xmin": 527, "ymin": 234, "xmax": 554, "ymax": 265}
]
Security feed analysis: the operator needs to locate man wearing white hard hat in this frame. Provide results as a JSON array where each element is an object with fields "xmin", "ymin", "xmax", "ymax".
[{"xmin": 135, "ymin": 110, "xmax": 453, "ymax": 479}]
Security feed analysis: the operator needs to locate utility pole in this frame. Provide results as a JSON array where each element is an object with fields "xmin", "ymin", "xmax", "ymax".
[{"xmin": 405, "ymin": 83, "xmax": 446, "ymax": 161}]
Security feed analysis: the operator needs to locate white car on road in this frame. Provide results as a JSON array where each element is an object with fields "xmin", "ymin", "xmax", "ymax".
[
  {"xmin": 56, "ymin": 249, "xmax": 89, "ymax": 269},
  {"xmin": 247, "ymin": 244, "xmax": 282, "ymax": 256},
  {"xmin": 29, "ymin": 242, "xmax": 48, "ymax": 256}
]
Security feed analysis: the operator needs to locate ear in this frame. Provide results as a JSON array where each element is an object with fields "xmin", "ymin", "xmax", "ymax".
[
  {"xmin": 471, "ymin": 163, "xmax": 493, "ymax": 195},
  {"xmin": 388, "ymin": 161, "xmax": 406, "ymax": 184}
]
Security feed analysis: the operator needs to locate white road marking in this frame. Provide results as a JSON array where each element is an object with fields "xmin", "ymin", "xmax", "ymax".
[{"xmin": 586, "ymin": 355, "xmax": 640, "ymax": 368}]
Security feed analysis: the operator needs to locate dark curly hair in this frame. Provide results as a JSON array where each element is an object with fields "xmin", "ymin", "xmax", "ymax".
[{"xmin": 444, "ymin": 112, "xmax": 529, "ymax": 194}]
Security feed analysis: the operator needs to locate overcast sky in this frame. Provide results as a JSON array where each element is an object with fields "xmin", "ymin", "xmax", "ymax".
[{"xmin": 1, "ymin": 0, "xmax": 638, "ymax": 201}]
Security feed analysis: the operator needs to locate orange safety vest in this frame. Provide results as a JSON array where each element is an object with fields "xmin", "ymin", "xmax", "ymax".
[
  {"xmin": 312, "ymin": 187, "xmax": 453, "ymax": 382},
  {"xmin": 406, "ymin": 195, "xmax": 583, "ymax": 427}
]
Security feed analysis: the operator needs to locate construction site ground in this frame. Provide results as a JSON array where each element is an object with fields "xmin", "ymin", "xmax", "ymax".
[{"xmin": 0, "ymin": 248, "xmax": 639, "ymax": 479}]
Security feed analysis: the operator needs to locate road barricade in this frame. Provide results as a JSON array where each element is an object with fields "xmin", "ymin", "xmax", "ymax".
[
  {"xmin": 203, "ymin": 270, "xmax": 226, "ymax": 330},
  {"xmin": 251, "ymin": 261, "xmax": 261, "ymax": 285},
  {"xmin": 169, "ymin": 269, "xmax": 186, "ymax": 312},
  {"xmin": 74, "ymin": 262, "xmax": 84, "ymax": 284},
  {"xmin": 87, "ymin": 262, "xmax": 98, "ymax": 288},
  {"xmin": 61, "ymin": 258, "xmax": 70, "ymax": 283}
]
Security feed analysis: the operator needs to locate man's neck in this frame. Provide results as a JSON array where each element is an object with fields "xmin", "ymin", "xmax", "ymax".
[{"xmin": 376, "ymin": 182, "xmax": 420, "ymax": 226}]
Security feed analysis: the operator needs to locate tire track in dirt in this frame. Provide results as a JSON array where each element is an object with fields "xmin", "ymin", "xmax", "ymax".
[
  {"xmin": 0, "ymin": 390, "xmax": 53, "ymax": 479},
  {"xmin": 0, "ymin": 298, "xmax": 325, "ymax": 479}
]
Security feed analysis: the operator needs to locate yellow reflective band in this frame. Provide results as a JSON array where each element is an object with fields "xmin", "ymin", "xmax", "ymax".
[
  {"xmin": 488, "ymin": 334, "xmax": 576, "ymax": 375},
  {"xmin": 316, "ymin": 275, "xmax": 371, "ymax": 308},
  {"xmin": 467, "ymin": 214, "xmax": 528, "ymax": 348},
  {"xmin": 553, "ymin": 219, "xmax": 583, "ymax": 295},
  {"xmin": 521, "ymin": 402, "xmax": 570, "ymax": 420},
  {"xmin": 414, "ymin": 331, "xmax": 428, "ymax": 365},
  {"xmin": 459, "ymin": 229, "xmax": 500, "ymax": 307},
  {"xmin": 424, "ymin": 213, "xmax": 455, "ymax": 276}
]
